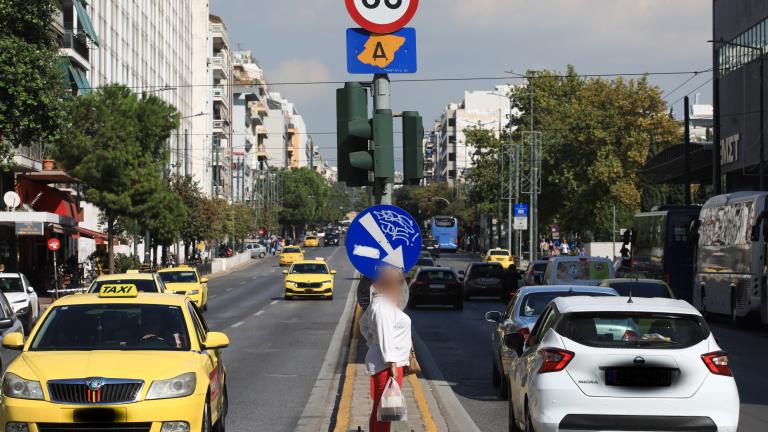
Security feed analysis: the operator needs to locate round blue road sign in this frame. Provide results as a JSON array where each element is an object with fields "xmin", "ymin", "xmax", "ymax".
[{"xmin": 345, "ymin": 205, "xmax": 422, "ymax": 280}]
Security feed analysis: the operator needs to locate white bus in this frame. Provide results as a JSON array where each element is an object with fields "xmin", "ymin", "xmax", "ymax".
[{"xmin": 694, "ymin": 191, "xmax": 768, "ymax": 324}]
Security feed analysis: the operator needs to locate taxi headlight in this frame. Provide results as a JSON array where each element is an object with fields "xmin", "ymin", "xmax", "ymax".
[
  {"xmin": 2, "ymin": 373, "xmax": 43, "ymax": 400},
  {"xmin": 146, "ymin": 372, "xmax": 196, "ymax": 400},
  {"xmin": 187, "ymin": 290, "xmax": 200, "ymax": 295},
  {"xmin": 322, "ymin": 280, "xmax": 333, "ymax": 286},
  {"xmin": 285, "ymin": 281, "xmax": 297, "ymax": 288}
]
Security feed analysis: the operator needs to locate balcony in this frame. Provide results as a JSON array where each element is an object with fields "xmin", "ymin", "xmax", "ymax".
[
  {"xmin": 61, "ymin": 31, "xmax": 90, "ymax": 68},
  {"xmin": 256, "ymin": 144, "xmax": 269, "ymax": 162},
  {"xmin": 211, "ymin": 55, "xmax": 229, "ymax": 79},
  {"xmin": 213, "ymin": 120, "xmax": 230, "ymax": 135},
  {"xmin": 210, "ymin": 23, "xmax": 230, "ymax": 50},
  {"xmin": 255, "ymin": 125, "xmax": 268, "ymax": 137},
  {"xmin": 213, "ymin": 86, "xmax": 229, "ymax": 108}
]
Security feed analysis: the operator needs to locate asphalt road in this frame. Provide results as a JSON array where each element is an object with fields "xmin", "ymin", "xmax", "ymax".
[
  {"xmin": 0, "ymin": 245, "xmax": 355, "ymax": 432},
  {"xmin": 410, "ymin": 252, "xmax": 768, "ymax": 432}
]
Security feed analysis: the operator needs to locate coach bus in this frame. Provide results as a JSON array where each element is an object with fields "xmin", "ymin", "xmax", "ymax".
[
  {"xmin": 431, "ymin": 216, "xmax": 459, "ymax": 252},
  {"xmin": 630, "ymin": 205, "xmax": 701, "ymax": 302},
  {"xmin": 694, "ymin": 192, "xmax": 768, "ymax": 324}
]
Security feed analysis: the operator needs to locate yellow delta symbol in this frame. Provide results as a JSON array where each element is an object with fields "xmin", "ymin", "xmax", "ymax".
[
  {"xmin": 357, "ymin": 34, "xmax": 407, "ymax": 68},
  {"xmin": 98, "ymin": 284, "xmax": 139, "ymax": 298}
]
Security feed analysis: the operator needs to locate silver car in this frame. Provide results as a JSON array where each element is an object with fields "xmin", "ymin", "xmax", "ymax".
[
  {"xmin": 245, "ymin": 242, "xmax": 268, "ymax": 259},
  {"xmin": 484, "ymin": 285, "xmax": 618, "ymax": 399}
]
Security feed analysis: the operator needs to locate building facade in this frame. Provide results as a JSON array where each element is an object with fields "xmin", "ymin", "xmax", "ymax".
[
  {"xmin": 714, "ymin": 0, "xmax": 768, "ymax": 191},
  {"xmin": 434, "ymin": 85, "xmax": 515, "ymax": 183}
]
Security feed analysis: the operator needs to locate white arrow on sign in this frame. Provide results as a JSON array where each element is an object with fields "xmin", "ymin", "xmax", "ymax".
[{"xmin": 359, "ymin": 213, "xmax": 405, "ymax": 269}]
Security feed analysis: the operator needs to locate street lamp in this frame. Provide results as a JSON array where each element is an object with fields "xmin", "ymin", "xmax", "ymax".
[{"xmin": 710, "ymin": 38, "xmax": 765, "ymax": 191}]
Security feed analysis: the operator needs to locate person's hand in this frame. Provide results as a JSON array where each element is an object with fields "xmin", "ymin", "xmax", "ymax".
[{"xmin": 389, "ymin": 363, "xmax": 398, "ymax": 377}]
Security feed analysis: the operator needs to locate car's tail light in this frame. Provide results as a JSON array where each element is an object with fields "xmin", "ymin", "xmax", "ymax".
[
  {"xmin": 622, "ymin": 330, "xmax": 638, "ymax": 342},
  {"xmin": 537, "ymin": 348, "xmax": 574, "ymax": 373},
  {"xmin": 702, "ymin": 351, "xmax": 732, "ymax": 376},
  {"xmin": 517, "ymin": 327, "xmax": 530, "ymax": 342}
]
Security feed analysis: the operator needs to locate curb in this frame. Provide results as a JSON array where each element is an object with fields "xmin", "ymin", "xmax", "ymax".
[
  {"xmin": 205, "ymin": 257, "xmax": 261, "ymax": 280},
  {"xmin": 295, "ymin": 271, "xmax": 360, "ymax": 432},
  {"xmin": 413, "ymin": 331, "xmax": 482, "ymax": 432}
]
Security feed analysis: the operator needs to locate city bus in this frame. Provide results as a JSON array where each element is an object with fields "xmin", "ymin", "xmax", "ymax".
[
  {"xmin": 431, "ymin": 216, "xmax": 459, "ymax": 252},
  {"xmin": 630, "ymin": 205, "xmax": 701, "ymax": 302},
  {"xmin": 694, "ymin": 192, "xmax": 768, "ymax": 324}
]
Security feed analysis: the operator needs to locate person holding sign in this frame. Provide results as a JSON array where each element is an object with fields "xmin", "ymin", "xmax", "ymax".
[{"xmin": 359, "ymin": 267, "xmax": 412, "ymax": 431}]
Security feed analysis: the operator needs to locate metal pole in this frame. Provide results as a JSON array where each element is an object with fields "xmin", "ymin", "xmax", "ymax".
[
  {"xmin": 612, "ymin": 204, "xmax": 617, "ymax": 260},
  {"xmin": 712, "ymin": 20, "xmax": 722, "ymax": 195},
  {"xmin": 373, "ymin": 74, "xmax": 391, "ymax": 205},
  {"xmin": 761, "ymin": 49, "xmax": 765, "ymax": 191},
  {"xmin": 184, "ymin": 128, "xmax": 189, "ymax": 177},
  {"xmin": 528, "ymin": 75, "xmax": 537, "ymax": 261},
  {"xmin": 684, "ymin": 96, "xmax": 692, "ymax": 205},
  {"xmin": 52, "ymin": 249, "xmax": 58, "ymax": 299}
]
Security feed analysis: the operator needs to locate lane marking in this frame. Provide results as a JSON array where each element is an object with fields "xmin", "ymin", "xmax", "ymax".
[
  {"xmin": 231, "ymin": 321, "xmax": 245, "ymax": 328},
  {"xmin": 409, "ymin": 373, "xmax": 438, "ymax": 432},
  {"xmin": 209, "ymin": 295, "xmax": 218, "ymax": 299},
  {"xmin": 239, "ymin": 281, "xmax": 247, "ymax": 285},
  {"xmin": 270, "ymin": 300, "xmax": 278, "ymax": 305},
  {"xmin": 333, "ymin": 305, "xmax": 362, "ymax": 432},
  {"xmin": 254, "ymin": 310, "xmax": 264, "ymax": 316},
  {"xmin": 226, "ymin": 287, "xmax": 233, "ymax": 292}
]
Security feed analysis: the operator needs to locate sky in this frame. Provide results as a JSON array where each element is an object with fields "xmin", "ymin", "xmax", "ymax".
[{"xmin": 211, "ymin": 0, "xmax": 713, "ymax": 166}]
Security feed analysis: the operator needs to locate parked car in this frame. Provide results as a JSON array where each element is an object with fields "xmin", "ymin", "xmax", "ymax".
[
  {"xmin": 599, "ymin": 278, "xmax": 675, "ymax": 299},
  {"xmin": 0, "ymin": 273, "xmax": 40, "ymax": 331},
  {"xmin": 506, "ymin": 296, "xmax": 739, "ymax": 432},
  {"xmin": 0, "ymin": 290, "xmax": 25, "ymax": 341},
  {"xmin": 408, "ymin": 267, "xmax": 463, "ymax": 310},
  {"xmin": 406, "ymin": 257, "xmax": 436, "ymax": 282},
  {"xmin": 523, "ymin": 260, "xmax": 549, "ymax": 286},
  {"xmin": 460, "ymin": 262, "xmax": 505, "ymax": 300},
  {"xmin": 542, "ymin": 256, "xmax": 615, "ymax": 286},
  {"xmin": 485, "ymin": 286, "xmax": 618, "ymax": 399},
  {"xmin": 245, "ymin": 242, "xmax": 268, "ymax": 259}
]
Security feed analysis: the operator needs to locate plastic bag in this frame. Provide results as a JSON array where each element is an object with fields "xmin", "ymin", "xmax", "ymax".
[{"xmin": 377, "ymin": 377, "xmax": 408, "ymax": 422}]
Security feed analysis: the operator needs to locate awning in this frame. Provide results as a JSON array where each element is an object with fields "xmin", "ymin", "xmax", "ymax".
[
  {"xmin": 69, "ymin": 65, "xmax": 90, "ymax": 94},
  {"xmin": 639, "ymin": 142, "xmax": 713, "ymax": 185},
  {"xmin": 19, "ymin": 170, "xmax": 80, "ymax": 184},
  {"xmin": 57, "ymin": 57, "xmax": 74, "ymax": 91},
  {"xmin": 76, "ymin": 226, "xmax": 109, "ymax": 243},
  {"xmin": 74, "ymin": 0, "xmax": 99, "ymax": 46}
]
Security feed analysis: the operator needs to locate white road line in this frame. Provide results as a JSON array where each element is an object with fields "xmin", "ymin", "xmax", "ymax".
[
  {"xmin": 270, "ymin": 300, "xmax": 278, "ymax": 305},
  {"xmin": 209, "ymin": 295, "xmax": 218, "ymax": 299},
  {"xmin": 231, "ymin": 321, "xmax": 245, "ymax": 328},
  {"xmin": 226, "ymin": 287, "xmax": 233, "ymax": 292},
  {"xmin": 239, "ymin": 281, "xmax": 246, "ymax": 285},
  {"xmin": 254, "ymin": 310, "xmax": 264, "ymax": 316}
]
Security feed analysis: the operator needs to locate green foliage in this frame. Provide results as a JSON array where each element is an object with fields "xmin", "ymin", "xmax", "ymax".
[
  {"xmin": 279, "ymin": 168, "xmax": 348, "ymax": 230},
  {"xmin": 0, "ymin": 0, "xmax": 66, "ymax": 163},
  {"xmin": 394, "ymin": 183, "xmax": 475, "ymax": 232},
  {"xmin": 113, "ymin": 253, "xmax": 141, "ymax": 274}
]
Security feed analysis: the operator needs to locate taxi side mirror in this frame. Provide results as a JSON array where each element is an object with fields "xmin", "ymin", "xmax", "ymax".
[
  {"xmin": 331, "ymin": 270, "xmax": 337, "ymax": 275},
  {"xmin": 282, "ymin": 270, "xmax": 289, "ymax": 275},
  {"xmin": 203, "ymin": 332, "xmax": 230, "ymax": 350},
  {"xmin": 201, "ymin": 278, "xmax": 209, "ymax": 284},
  {"xmin": 2, "ymin": 332, "xmax": 24, "ymax": 350}
]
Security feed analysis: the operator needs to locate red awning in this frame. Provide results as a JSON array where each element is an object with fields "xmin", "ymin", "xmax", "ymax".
[{"xmin": 76, "ymin": 226, "xmax": 109, "ymax": 243}]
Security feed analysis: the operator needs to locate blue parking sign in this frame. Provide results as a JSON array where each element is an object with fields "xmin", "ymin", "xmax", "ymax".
[{"xmin": 345, "ymin": 205, "xmax": 422, "ymax": 279}]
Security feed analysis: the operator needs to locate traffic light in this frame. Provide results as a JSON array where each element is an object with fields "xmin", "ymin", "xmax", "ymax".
[
  {"xmin": 337, "ymin": 82, "xmax": 372, "ymax": 187},
  {"xmin": 373, "ymin": 109, "xmax": 394, "ymax": 180},
  {"xmin": 402, "ymin": 111, "xmax": 424, "ymax": 185}
]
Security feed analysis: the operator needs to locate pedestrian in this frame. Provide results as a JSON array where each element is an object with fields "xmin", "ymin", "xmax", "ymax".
[
  {"xmin": 0, "ymin": 263, "xmax": 5, "ymax": 273},
  {"xmin": 561, "ymin": 239, "xmax": 570, "ymax": 256},
  {"xmin": 576, "ymin": 237, "xmax": 585, "ymax": 256},
  {"xmin": 539, "ymin": 238, "xmax": 549, "ymax": 258},
  {"xmin": 359, "ymin": 267, "xmax": 412, "ymax": 432},
  {"xmin": 503, "ymin": 264, "xmax": 520, "ymax": 300}
]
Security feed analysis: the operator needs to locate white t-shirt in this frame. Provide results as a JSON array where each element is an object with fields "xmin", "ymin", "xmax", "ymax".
[{"xmin": 359, "ymin": 296, "xmax": 412, "ymax": 376}]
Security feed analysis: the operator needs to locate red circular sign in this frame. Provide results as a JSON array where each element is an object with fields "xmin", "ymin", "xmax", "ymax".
[
  {"xmin": 47, "ymin": 238, "xmax": 61, "ymax": 252},
  {"xmin": 345, "ymin": 0, "xmax": 419, "ymax": 34}
]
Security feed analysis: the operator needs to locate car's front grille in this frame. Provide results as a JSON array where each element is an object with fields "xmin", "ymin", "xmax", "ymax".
[
  {"xmin": 49, "ymin": 379, "xmax": 143, "ymax": 404},
  {"xmin": 297, "ymin": 282, "xmax": 323, "ymax": 288},
  {"xmin": 37, "ymin": 423, "xmax": 152, "ymax": 432}
]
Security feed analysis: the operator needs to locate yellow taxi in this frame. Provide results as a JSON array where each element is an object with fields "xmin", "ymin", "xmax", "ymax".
[
  {"xmin": 0, "ymin": 284, "xmax": 229, "ymax": 432},
  {"xmin": 303, "ymin": 235, "xmax": 320, "ymax": 248},
  {"xmin": 158, "ymin": 266, "xmax": 210, "ymax": 311},
  {"xmin": 283, "ymin": 259, "xmax": 337, "ymax": 300},
  {"xmin": 87, "ymin": 272, "xmax": 166, "ymax": 294},
  {"xmin": 279, "ymin": 246, "xmax": 305, "ymax": 266},
  {"xmin": 484, "ymin": 249, "xmax": 515, "ymax": 269}
]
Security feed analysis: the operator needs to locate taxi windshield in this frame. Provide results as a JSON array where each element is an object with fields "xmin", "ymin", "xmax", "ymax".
[
  {"xmin": 31, "ymin": 304, "xmax": 190, "ymax": 351},
  {"xmin": 290, "ymin": 264, "xmax": 328, "ymax": 274},
  {"xmin": 159, "ymin": 271, "xmax": 198, "ymax": 284},
  {"xmin": 283, "ymin": 247, "xmax": 301, "ymax": 254},
  {"xmin": 89, "ymin": 279, "xmax": 159, "ymax": 293}
]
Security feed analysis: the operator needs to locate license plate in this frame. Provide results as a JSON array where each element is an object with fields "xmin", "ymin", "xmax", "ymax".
[
  {"xmin": 74, "ymin": 408, "xmax": 118, "ymax": 422},
  {"xmin": 429, "ymin": 284, "xmax": 446, "ymax": 289},
  {"xmin": 605, "ymin": 368, "xmax": 672, "ymax": 387},
  {"xmin": 304, "ymin": 289, "xmax": 314, "ymax": 293}
]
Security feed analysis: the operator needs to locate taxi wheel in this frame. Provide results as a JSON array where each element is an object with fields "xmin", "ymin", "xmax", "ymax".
[
  {"xmin": 202, "ymin": 302, "xmax": 208, "ymax": 312},
  {"xmin": 214, "ymin": 386, "xmax": 228, "ymax": 432},
  {"xmin": 285, "ymin": 295, "xmax": 293, "ymax": 301},
  {"xmin": 202, "ymin": 398, "xmax": 213, "ymax": 432}
]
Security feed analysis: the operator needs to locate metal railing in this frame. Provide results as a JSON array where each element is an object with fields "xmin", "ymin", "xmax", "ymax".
[{"xmin": 62, "ymin": 31, "xmax": 90, "ymax": 62}]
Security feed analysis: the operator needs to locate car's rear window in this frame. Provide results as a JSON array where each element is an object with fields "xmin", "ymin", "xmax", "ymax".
[
  {"xmin": 520, "ymin": 291, "xmax": 614, "ymax": 318},
  {"xmin": 532, "ymin": 263, "xmax": 548, "ymax": 272},
  {"xmin": 283, "ymin": 247, "xmax": 301, "ymax": 253},
  {"xmin": 469, "ymin": 264, "xmax": 503, "ymax": 278},
  {"xmin": 416, "ymin": 258, "xmax": 435, "ymax": 266},
  {"xmin": 417, "ymin": 270, "xmax": 456, "ymax": 282},
  {"xmin": 607, "ymin": 282, "xmax": 672, "ymax": 298},
  {"xmin": 555, "ymin": 260, "xmax": 611, "ymax": 281},
  {"xmin": 557, "ymin": 312, "xmax": 709, "ymax": 349},
  {"xmin": 89, "ymin": 279, "xmax": 158, "ymax": 293},
  {"xmin": 490, "ymin": 250, "xmax": 510, "ymax": 256}
]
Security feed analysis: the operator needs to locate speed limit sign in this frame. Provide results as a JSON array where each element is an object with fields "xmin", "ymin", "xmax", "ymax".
[{"xmin": 345, "ymin": 0, "xmax": 419, "ymax": 34}]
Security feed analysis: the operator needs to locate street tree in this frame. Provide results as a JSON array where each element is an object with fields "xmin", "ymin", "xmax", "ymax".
[
  {"xmin": 279, "ymin": 168, "xmax": 333, "ymax": 236},
  {"xmin": 0, "ymin": 0, "xmax": 67, "ymax": 165}
]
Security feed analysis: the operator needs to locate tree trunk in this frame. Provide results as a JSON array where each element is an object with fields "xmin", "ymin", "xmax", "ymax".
[{"xmin": 107, "ymin": 216, "xmax": 115, "ymax": 274}]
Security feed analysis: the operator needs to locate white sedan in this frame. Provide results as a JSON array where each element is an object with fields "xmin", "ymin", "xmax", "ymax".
[
  {"xmin": 0, "ymin": 273, "xmax": 40, "ymax": 330},
  {"xmin": 506, "ymin": 296, "xmax": 739, "ymax": 432}
]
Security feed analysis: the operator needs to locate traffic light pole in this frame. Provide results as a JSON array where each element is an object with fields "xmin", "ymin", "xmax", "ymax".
[{"xmin": 373, "ymin": 74, "xmax": 392, "ymax": 205}]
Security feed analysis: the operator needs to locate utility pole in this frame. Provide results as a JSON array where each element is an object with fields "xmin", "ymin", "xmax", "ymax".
[
  {"xmin": 528, "ymin": 75, "xmax": 538, "ymax": 262},
  {"xmin": 373, "ymin": 74, "xmax": 392, "ymax": 205},
  {"xmin": 684, "ymin": 96, "xmax": 692, "ymax": 205}
]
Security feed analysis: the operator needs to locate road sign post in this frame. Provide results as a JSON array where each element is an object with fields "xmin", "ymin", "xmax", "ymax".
[
  {"xmin": 514, "ymin": 204, "xmax": 529, "ymax": 231},
  {"xmin": 48, "ymin": 238, "xmax": 61, "ymax": 299}
]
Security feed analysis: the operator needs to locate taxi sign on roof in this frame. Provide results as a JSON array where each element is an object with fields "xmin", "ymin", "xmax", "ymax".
[{"xmin": 98, "ymin": 284, "xmax": 139, "ymax": 298}]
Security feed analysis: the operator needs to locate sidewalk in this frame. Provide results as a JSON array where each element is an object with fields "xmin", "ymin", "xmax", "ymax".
[{"xmin": 333, "ymin": 306, "xmax": 445, "ymax": 432}]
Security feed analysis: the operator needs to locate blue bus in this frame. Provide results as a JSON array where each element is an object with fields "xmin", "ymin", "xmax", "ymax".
[{"xmin": 431, "ymin": 216, "xmax": 459, "ymax": 252}]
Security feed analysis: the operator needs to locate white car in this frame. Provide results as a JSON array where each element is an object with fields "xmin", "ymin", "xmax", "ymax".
[
  {"xmin": 0, "ymin": 273, "xmax": 40, "ymax": 330},
  {"xmin": 506, "ymin": 296, "xmax": 739, "ymax": 432}
]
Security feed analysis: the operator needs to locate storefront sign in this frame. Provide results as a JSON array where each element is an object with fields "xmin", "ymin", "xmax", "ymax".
[
  {"xmin": 15, "ymin": 222, "xmax": 44, "ymax": 236},
  {"xmin": 720, "ymin": 133, "xmax": 740, "ymax": 166}
]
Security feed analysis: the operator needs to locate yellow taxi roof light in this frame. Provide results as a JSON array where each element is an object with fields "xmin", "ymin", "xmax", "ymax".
[
  {"xmin": 126, "ymin": 270, "xmax": 140, "ymax": 274},
  {"xmin": 98, "ymin": 284, "xmax": 139, "ymax": 298}
]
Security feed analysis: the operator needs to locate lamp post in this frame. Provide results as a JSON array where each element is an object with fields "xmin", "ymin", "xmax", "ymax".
[{"xmin": 712, "ymin": 38, "xmax": 765, "ymax": 191}]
